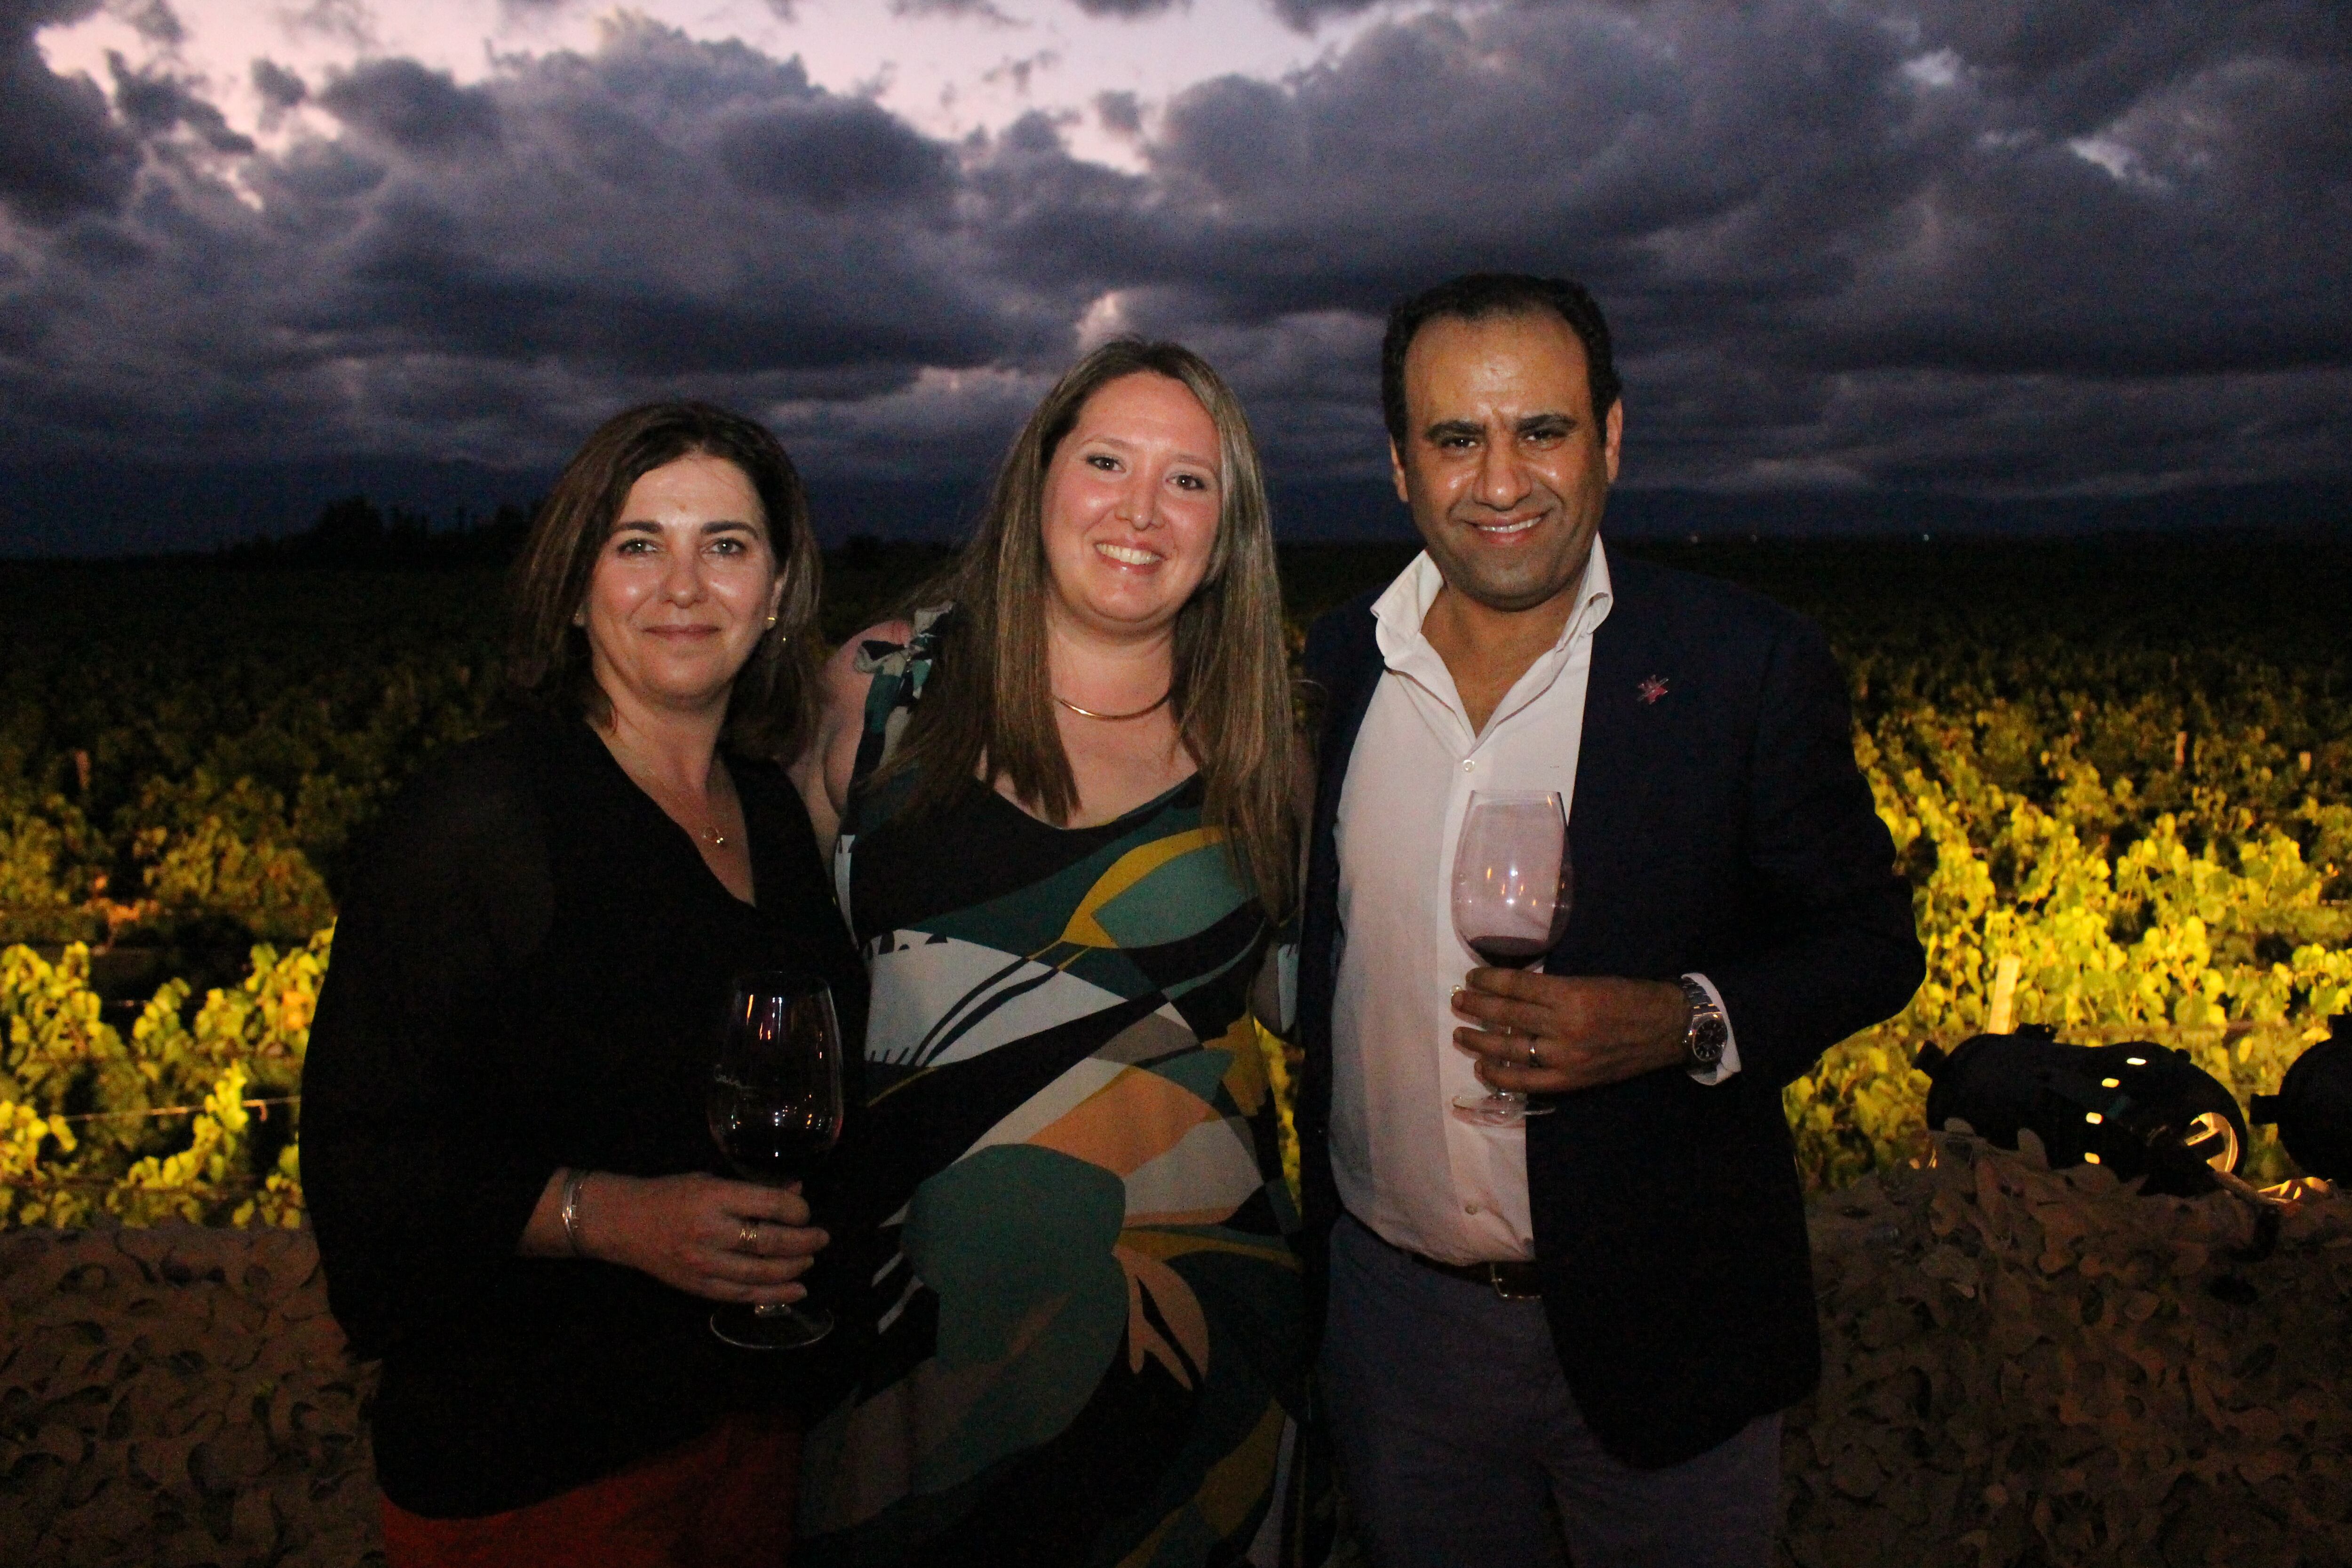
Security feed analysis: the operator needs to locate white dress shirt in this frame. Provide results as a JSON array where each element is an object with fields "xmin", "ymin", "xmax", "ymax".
[{"xmin": 1328, "ymin": 541, "xmax": 1740, "ymax": 1265}]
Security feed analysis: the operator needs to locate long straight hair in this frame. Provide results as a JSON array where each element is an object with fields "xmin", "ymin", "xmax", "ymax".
[
  {"xmin": 881, "ymin": 340, "xmax": 1298, "ymax": 915},
  {"xmin": 504, "ymin": 401, "xmax": 822, "ymax": 761}
]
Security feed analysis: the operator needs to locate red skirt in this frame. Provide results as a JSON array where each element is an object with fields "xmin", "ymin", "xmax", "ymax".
[{"xmin": 380, "ymin": 1414, "xmax": 799, "ymax": 1568}]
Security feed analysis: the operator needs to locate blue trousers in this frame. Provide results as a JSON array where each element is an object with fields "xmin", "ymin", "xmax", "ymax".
[{"xmin": 1320, "ymin": 1214, "xmax": 1782, "ymax": 1568}]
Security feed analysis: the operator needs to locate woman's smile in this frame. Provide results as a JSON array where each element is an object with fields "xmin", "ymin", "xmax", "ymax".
[{"xmin": 1094, "ymin": 540, "xmax": 1165, "ymax": 568}]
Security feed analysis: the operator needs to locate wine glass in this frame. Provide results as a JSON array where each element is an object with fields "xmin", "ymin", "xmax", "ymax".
[
  {"xmin": 1450, "ymin": 790, "xmax": 1572, "ymax": 1127},
  {"xmin": 707, "ymin": 970, "xmax": 846, "ymax": 1350}
]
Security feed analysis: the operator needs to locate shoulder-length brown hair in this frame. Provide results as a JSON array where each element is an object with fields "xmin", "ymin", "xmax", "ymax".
[
  {"xmin": 883, "ymin": 340, "xmax": 1298, "ymax": 915},
  {"xmin": 505, "ymin": 400, "xmax": 822, "ymax": 761}
]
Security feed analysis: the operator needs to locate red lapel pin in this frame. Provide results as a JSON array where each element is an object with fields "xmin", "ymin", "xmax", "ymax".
[{"xmin": 1637, "ymin": 675, "xmax": 1671, "ymax": 705}]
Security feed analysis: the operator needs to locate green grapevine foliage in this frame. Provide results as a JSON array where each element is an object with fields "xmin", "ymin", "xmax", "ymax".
[
  {"xmin": 2, "ymin": 932, "xmax": 326, "ymax": 1226},
  {"xmin": 0, "ymin": 544, "xmax": 2344, "ymax": 1225}
]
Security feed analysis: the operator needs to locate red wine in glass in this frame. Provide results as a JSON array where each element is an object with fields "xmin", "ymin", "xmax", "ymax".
[
  {"xmin": 710, "ymin": 1094, "xmax": 838, "ymax": 1187},
  {"xmin": 1450, "ymin": 790, "xmax": 1572, "ymax": 1126},
  {"xmin": 707, "ymin": 970, "xmax": 845, "ymax": 1350},
  {"xmin": 1465, "ymin": 935, "xmax": 1554, "ymax": 968}
]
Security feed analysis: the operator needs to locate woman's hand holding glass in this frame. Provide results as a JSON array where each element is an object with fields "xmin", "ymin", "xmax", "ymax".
[{"xmin": 555, "ymin": 1169, "xmax": 827, "ymax": 1308}]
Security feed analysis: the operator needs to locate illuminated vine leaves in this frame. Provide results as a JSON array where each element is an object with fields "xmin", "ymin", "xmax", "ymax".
[
  {"xmin": 1783, "ymin": 1134, "xmax": 2352, "ymax": 1568},
  {"xmin": 2, "ymin": 932, "xmax": 328, "ymax": 1230}
]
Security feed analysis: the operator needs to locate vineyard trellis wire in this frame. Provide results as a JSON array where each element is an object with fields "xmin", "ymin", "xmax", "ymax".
[
  {"xmin": 3, "ymin": 548, "xmax": 2348, "ymax": 1226},
  {"xmin": 6, "ymin": 716, "xmax": 2345, "ymax": 1224},
  {"xmin": 1, "ymin": 934, "xmax": 323, "ymax": 1227}
]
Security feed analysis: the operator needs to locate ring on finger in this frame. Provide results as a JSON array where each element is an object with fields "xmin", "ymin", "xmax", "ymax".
[
  {"xmin": 1498, "ymin": 1022, "xmax": 1514, "ymax": 1039},
  {"xmin": 1525, "ymin": 1038, "xmax": 1539, "ymax": 1068},
  {"xmin": 737, "ymin": 1219, "xmax": 760, "ymax": 1253}
]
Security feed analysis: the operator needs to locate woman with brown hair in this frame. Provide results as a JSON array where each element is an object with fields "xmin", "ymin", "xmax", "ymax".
[
  {"xmin": 791, "ymin": 341, "xmax": 1323, "ymax": 1566},
  {"xmin": 303, "ymin": 401, "xmax": 861, "ymax": 1567}
]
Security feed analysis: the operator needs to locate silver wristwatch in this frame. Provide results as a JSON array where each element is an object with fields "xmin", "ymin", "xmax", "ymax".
[{"xmin": 1677, "ymin": 975, "xmax": 1727, "ymax": 1073}]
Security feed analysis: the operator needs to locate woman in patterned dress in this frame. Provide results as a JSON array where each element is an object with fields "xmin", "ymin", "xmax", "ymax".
[{"xmin": 792, "ymin": 340, "xmax": 1323, "ymax": 1567}]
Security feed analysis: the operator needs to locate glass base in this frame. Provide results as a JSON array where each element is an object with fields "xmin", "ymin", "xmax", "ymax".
[
  {"xmin": 1452, "ymin": 1090, "xmax": 1557, "ymax": 1126},
  {"xmin": 710, "ymin": 1301, "xmax": 834, "ymax": 1350}
]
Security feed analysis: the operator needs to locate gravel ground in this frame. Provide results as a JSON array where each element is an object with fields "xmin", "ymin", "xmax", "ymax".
[
  {"xmin": 0, "ymin": 1227, "xmax": 380, "ymax": 1568},
  {"xmin": 3, "ymin": 1148, "xmax": 2344, "ymax": 1568},
  {"xmin": 1787, "ymin": 1141, "xmax": 2348, "ymax": 1567}
]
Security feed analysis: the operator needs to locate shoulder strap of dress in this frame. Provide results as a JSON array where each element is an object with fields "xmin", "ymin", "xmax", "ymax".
[
  {"xmin": 845, "ymin": 603, "xmax": 951, "ymax": 799},
  {"xmin": 834, "ymin": 605, "xmax": 951, "ymax": 936}
]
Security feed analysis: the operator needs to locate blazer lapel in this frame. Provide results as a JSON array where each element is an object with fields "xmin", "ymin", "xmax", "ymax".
[
  {"xmin": 1557, "ymin": 568, "xmax": 1681, "ymax": 980},
  {"xmin": 1301, "ymin": 601, "xmax": 1385, "ymax": 992}
]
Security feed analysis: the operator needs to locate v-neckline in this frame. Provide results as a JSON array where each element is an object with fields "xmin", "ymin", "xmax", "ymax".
[{"xmin": 580, "ymin": 717, "xmax": 763, "ymax": 908}]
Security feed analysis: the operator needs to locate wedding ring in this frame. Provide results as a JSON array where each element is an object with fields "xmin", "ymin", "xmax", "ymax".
[
  {"xmin": 1525, "ymin": 1039, "xmax": 1539, "ymax": 1067},
  {"xmin": 737, "ymin": 1219, "xmax": 760, "ymax": 1253}
]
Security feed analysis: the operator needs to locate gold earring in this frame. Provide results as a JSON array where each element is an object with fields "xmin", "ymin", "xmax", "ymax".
[{"xmin": 764, "ymin": 613, "xmax": 779, "ymax": 628}]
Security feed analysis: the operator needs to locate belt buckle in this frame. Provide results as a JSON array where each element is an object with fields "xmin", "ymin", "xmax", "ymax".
[{"xmin": 1486, "ymin": 1263, "xmax": 1541, "ymax": 1302}]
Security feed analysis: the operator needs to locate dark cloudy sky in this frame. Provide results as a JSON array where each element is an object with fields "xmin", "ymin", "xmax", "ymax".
[{"xmin": 3, "ymin": 0, "xmax": 2348, "ymax": 551}]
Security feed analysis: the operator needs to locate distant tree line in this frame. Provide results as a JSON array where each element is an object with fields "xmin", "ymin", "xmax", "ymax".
[
  {"xmin": 207, "ymin": 500, "xmax": 977, "ymax": 589},
  {"xmin": 216, "ymin": 495, "xmax": 538, "ymax": 567}
]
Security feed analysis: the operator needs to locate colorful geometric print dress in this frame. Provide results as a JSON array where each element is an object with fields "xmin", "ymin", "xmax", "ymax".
[{"xmin": 797, "ymin": 612, "xmax": 1327, "ymax": 1568}]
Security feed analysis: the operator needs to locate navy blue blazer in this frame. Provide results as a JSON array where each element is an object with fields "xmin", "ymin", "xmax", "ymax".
[{"xmin": 1296, "ymin": 550, "xmax": 1923, "ymax": 1469}]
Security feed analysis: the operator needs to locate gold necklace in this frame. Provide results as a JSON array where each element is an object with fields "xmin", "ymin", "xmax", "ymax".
[
  {"xmin": 1053, "ymin": 688, "xmax": 1172, "ymax": 722},
  {"xmin": 622, "ymin": 756, "xmax": 732, "ymax": 847}
]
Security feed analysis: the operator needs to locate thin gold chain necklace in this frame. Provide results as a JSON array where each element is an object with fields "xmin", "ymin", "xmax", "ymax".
[
  {"xmin": 1052, "ymin": 688, "xmax": 1172, "ymax": 722},
  {"xmin": 620, "ymin": 754, "xmax": 734, "ymax": 848}
]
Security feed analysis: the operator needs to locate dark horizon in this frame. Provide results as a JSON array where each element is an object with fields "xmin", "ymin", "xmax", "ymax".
[{"xmin": 5, "ymin": 459, "xmax": 2350, "ymax": 562}]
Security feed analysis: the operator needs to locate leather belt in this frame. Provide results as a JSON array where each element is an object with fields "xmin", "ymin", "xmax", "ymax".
[
  {"xmin": 1351, "ymin": 1214, "xmax": 1542, "ymax": 1301},
  {"xmin": 1409, "ymin": 1253, "xmax": 1544, "ymax": 1302}
]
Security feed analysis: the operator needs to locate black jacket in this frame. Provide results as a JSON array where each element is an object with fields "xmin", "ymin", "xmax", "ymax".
[
  {"xmin": 1295, "ymin": 552, "xmax": 1923, "ymax": 1469},
  {"xmin": 302, "ymin": 710, "xmax": 862, "ymax": 1516}
]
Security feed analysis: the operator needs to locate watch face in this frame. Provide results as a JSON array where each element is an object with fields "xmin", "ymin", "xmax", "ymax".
[
  {"xmin": 1678, "ymin": 979, "xmax": 1724, "ymax": 1068},
  {"xmin": 1685, "ymin": 997, "xmax": 1727, "ymax": 1067}
]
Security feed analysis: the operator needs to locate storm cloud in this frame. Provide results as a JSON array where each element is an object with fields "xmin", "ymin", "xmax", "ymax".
[
  {"xmin": 0, "ymin": 0, "xmax": 142, "ymax": 225},
  {"xmin": 2, "ymin": 0, "xmax": 2347, "ymax": 544}
]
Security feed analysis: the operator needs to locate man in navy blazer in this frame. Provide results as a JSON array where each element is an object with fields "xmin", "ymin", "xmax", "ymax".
[{"xmin": 1297, "ymin": 274, "xmax": 1923, "ymax": 1567}]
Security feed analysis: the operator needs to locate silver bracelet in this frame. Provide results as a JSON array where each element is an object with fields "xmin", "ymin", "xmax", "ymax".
[{"xmin": 559, "ymin": 1169, "xmax": 590, "ymax": 1257}]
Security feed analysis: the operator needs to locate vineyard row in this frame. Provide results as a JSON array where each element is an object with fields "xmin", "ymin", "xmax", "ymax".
[{"xmin": 5, "ymin": 721, "xmax": 2348, "ymax": 1223}]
